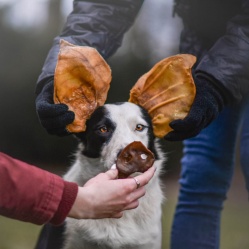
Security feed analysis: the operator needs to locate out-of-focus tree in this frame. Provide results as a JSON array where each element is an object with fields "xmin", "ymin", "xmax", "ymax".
[{"xmin": 0, "ymin": 0, "xmax": 76, "ymax": 169}]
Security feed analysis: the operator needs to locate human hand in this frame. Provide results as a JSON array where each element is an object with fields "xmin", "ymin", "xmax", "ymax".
[
  {"xmin": 164, "ymin": 75, "xmax": 225, "ymax": 141},
  {"xmin": 35, "ymin": 80, "xmax": 75, "ymax": 136},
  {"xmin": 68, "ymin": 166, "xmax": 156, "ymax": 219}
]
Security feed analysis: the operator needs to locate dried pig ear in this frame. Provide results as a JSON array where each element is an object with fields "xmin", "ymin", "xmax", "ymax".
[
  {"xmin": 129, "ymin": 54, "xmax": 196, "ymax": 138},
  {"xmin": 53, "ymin": 39, "xmax": 112, "ymax": 133}
]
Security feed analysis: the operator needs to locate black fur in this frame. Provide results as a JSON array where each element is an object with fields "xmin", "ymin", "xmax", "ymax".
[
  {"xmin": 35, "ymin": 223, "xmax": 65, "ymax": 249},
  {"xmin": 75, "ymin": 106, "xmax": 116, "ymax": 158}
]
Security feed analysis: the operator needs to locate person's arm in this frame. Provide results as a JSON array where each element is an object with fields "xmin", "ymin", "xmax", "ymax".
[
  {"xmin": 195, "ymin": 0, "xmax": 249, "ymax": 103},
  {"xmin": 35, "ymin": 0, "xmax": 144, "ymax": 136},
  {"xmin": 0, "ymin": 152, "xmax": 78, "ymax": 225},
  {"xmin": 165, "ymin": 0, "xmax": 249, "ymax": 141}
]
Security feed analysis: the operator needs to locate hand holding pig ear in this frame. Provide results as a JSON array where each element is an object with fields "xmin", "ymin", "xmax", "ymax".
[
  {"xmin": 129, "ymin": 54, "xmax": 197, "ymax": 139},
  {"xmin": 36, "ymin": 40, "xmax": 111, "ymax": 136},
  {"xmin": 35, "ymin": 80, "xmax": 75, "ymax": 136},
  {"xmin": 164, "ymin": 75, "xmax": 226, "ymax": 141}
]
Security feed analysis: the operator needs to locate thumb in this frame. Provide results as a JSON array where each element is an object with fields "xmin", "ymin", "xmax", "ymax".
[{"xmin": 105, "ymin": 168, "xmax": 118, "ymax": 180}]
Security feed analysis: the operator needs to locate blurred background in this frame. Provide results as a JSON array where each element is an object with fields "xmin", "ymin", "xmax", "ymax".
[{"xmin": 0, "ymin": 0, "xmax": 248, "ymax": 249}]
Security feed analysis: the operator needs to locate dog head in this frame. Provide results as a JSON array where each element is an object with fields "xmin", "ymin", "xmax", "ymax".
[{"xmin": 75, "ymin": 102, "xmax": 158, "ymax": 169}]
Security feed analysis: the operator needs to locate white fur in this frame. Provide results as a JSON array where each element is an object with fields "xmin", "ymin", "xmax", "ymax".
[{"xmin": 63, "ymin": 102, "xmax": 165, "ymax": 249}]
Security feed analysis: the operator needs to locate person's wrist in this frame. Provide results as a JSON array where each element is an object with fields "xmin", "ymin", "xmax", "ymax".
[
  {"xmin": 35, "ymin": 76, "xmax": 54, "ymax": 96},
  {"xmin": 194, "ymin": 74, "xmax": 226, "ymax": 112},
  {"xmin": 68, "ymin": 186, "xmax": 95, "ymax": 219},
  {"xmin": 50, "ymin": 181, "xmax": 78, "ymax": 225},
  {"xmin": 195, "ymin": 72, "xmax": 227, "ymax": 108}
]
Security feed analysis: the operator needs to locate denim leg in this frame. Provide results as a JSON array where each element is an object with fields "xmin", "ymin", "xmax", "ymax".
[
  {"xmin": 170, "ymin": 105, "xmax": 244, "ymax": 249},
  {"xmin": 240, "ymin": 101, "xmax": 249, "ymax": 197}
]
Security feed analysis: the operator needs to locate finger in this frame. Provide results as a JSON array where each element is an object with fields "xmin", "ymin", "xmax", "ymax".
[
  {"xmin": 169, "ymin": 116, "xmax": 201, "ymax": 132},
  {"xmin": 87, "ymin": 169, "xmax": 118, "ymax": 184},
  {"xmin": 37, "ymin": 103, "xmax": 70, "ymax": 118},
  {"xmin": 104, "ymin": 169, "xmax": 119, "ymax": 180},
  {"xmin": 41, "ymin": 111, "xmax": 75, "ymax": 129},
  {"xmin": 123, "ymin": 200, "xmax": 139, "ymax": 210},
  {"xmin": 132, "ymin": 186, "xmax": 146, "ymax": 199},
  {"xmin": 164, "ymin": 129, "xmax": 201, "ymax": 141},
  {"xmin": 133, "ymin": 166, "xmax": 156, "ymax": 189},
  {"xmin": 110, "ymin": 212, "xmax": 123, "ymax": 219}
]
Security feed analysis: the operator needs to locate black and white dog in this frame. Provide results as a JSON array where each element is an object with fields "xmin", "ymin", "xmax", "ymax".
[
  {"xmin": 35, "ymin": 41, "xmax": 195, "ymax": 249},
  {"xmin": 35, "ymin": 102, "xmax": 165, "ymax": 249}
]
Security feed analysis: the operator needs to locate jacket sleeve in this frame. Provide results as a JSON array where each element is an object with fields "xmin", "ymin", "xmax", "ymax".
[
  {"xmin": 195, "ymin": 0, "xmax": 249, "ymax": 104},
  {"xmin": 0, "ymin": 152, "xmax": 78, "ymax": 225},
  {"xmin": 36, "ymin": 0, "xmax": 144, "ymax": 95}
]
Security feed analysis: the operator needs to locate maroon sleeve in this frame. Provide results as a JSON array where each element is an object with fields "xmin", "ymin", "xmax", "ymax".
[
  {"xmin": 0, "ymin": 152, "xmax": 78, "ymax": 225},
  {"xmin": 50, "ymin": 181, "xmax": 78, "ymax": 225}
]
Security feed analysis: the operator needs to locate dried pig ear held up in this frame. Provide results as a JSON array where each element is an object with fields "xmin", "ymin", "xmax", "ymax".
[
  {"xmin": 116, "ymin": 141, "xmax": 155, "ymax": 179},
  {"xmin": 53, "ymin": 39, "xmax": 112, "ymax": 133},
  {"xmin": 129, "ymin": 54, "xmax": 196, "ymax": 138}
]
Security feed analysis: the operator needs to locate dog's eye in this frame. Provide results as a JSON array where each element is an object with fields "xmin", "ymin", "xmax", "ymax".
[
  {"xmin": 99, "ymin": 126, "xmax": 108, "ymax": 133},
  {"xmin": 135, "ymin": 124, "xmax": 145, "ymax": 131}
]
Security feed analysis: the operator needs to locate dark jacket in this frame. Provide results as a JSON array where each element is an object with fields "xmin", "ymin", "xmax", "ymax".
[
  {"xmin": 36, "ymin": 0, "xmax": 144, "ymax": 95},
  {"xmin": 174, "ymin": 0, "xmax": 249, "ymax": 103},
  {"xmin": 36, "ymin": 0, "xmax": 249, "ymax": 104}
]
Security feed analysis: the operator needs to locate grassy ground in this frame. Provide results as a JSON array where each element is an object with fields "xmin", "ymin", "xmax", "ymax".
[
  {"xmin": 0, "ymin": 217, "xmax": 41, "ymax": 249},
  {"xmin": 0, "ymin": 168, "xmax": 248, "ymax": 249}
]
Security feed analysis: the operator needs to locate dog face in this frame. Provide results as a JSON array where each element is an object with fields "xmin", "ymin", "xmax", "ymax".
[{"xmin": 75, "ymin": 102, "xmax": 158, "ymax": 168}]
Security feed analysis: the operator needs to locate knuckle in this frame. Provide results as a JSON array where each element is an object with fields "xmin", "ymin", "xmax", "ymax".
[
  {"xmin": 134, "ymin": 200, "xmax": 139, "ymax": 208},
  {"xmin": 124, "ymin": 195, "xmax": 133, "ymax": 204},
  {"xmin": 122, "ymin": 182, "xmax": 134, "ymax": 193},
  {"xmin": 141, "ymin": 189, "xmax": 146, "ymax": 197},
  {"xmin": 114, "ymin": 212, "xmax": 123, "ymax": 219}
]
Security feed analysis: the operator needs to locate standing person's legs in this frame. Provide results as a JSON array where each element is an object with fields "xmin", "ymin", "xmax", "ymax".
[
  {"xmin": 170, "ymin": 104, "xmax": 244, "ymax": 249},
  {"xmin": 240, "ymin": 100, "xmax": 249, "ymax": 196}
]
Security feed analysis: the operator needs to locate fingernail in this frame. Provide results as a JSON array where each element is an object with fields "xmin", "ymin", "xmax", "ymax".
[{"xmin": 111, "ymin": 164, "xmax": 116, "ymax": 170}]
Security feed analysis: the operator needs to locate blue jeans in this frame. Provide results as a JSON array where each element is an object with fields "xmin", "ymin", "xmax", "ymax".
[{"xmin": 170, "ymin": 100, "xmax": 249, "ymax": 249}]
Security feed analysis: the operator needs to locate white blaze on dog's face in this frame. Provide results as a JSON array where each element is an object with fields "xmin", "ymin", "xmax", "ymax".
[{"xmin": 76, "ymin": 102, "xmax": 158, "ymax": 169}]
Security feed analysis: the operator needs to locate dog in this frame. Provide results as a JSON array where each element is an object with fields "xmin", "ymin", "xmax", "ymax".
[
  {"xmin": 35, "ymin": 102, "xmax": 165, "ymax": 249},
  {"xmin": 35, "ymin": 41, "xmax": 195, "ymax": 249}
]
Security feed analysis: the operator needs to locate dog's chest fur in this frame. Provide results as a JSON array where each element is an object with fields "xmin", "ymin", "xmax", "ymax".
[{"xmin": 63, "ymin": 102, "xmax": 165, "ymax": 249}]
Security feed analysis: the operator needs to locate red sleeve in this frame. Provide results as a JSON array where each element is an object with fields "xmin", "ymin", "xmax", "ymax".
[{"xmin": 0, "ymin": 152, "xmax": 78, "ymax": 225}]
